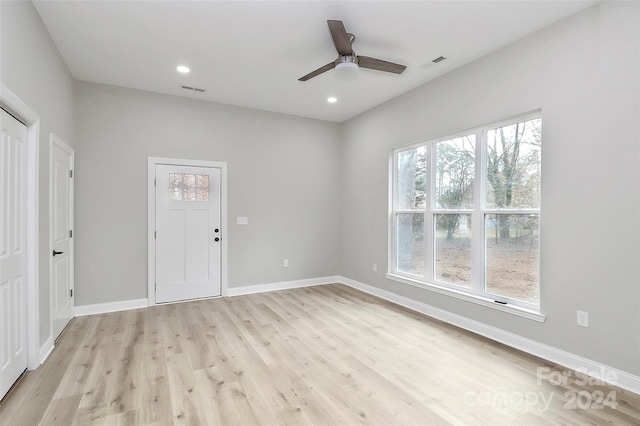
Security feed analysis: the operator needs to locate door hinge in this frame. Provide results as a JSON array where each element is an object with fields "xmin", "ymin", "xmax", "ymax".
[
  {"xmin": 69, "ymin": 230, "xmax": 73, "ymax": 238},
  {"xmin": 154, "ymin": 231, "xmax": 156, "ymax": 239},
  {"xmin": 70, "ymin": 289, "xmax": 73, "ymax": 297},
  {"xmin": 154, "ymin": 178, "xmax": 156, "ymax": 187},
  {"xmin": 69, "ymin": 170, "xmax": 73, "ymax": 178}
]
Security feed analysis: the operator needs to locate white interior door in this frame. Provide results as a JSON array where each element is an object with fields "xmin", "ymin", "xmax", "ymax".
[
  {"xmin": 0, "ymin": 108, "xmax": 28, "ymax": 400},
  {"xmin": 50, "ymin": 135, "xmax": 74, "ymax": 339},
  {"xmin": 155, "ymin": 164, "xmax": 221, "ymax": 303}
]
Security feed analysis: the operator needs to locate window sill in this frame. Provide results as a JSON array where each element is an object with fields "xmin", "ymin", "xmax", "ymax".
[{"xmin": 385, "ymin": 273, "xmax": 546, "ymax": 322}]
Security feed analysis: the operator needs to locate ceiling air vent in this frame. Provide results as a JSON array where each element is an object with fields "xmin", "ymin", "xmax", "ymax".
[
  {"xmin": 180, "ymin": 85, "xmax": 207, "ymax": 93},
  {"xmin": 432, "ymin": 56, "xmax": 446, "ymax": 64}
]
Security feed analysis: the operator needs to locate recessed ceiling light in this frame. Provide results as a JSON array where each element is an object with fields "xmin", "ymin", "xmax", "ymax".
[
  {"xmin": 177, "ymin": 65, "xmax": 190, "ymax": 73},
  {"xmin": 327, "ymin": 97, "xmax": 337, "ymax": 103}
]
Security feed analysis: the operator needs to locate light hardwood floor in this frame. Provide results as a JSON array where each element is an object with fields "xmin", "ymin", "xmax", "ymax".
[{"xmin": 1, "ymin": 284, "xmax": 639, "ymax": 425}]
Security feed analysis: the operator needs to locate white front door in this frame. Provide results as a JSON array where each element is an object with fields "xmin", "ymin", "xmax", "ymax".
[
  {"xmin": 0, "ymin": 108, "xmax": 28, "ymax": 400},
  {"xmin": 155, "ymin": 164, "xmax": 221, "ymax": 303},
  {"xmin": 50, "ymin": 135, "xmax": 74, "ymax": 339}
]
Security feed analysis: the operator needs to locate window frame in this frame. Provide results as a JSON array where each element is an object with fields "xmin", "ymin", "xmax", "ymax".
[{"xmin": 388, "ymin": 111, "xmax": 544, "ymax": 320}]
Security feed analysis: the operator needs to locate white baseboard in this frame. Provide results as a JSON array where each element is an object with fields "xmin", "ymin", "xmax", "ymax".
[
  {"xmin": 74, "ymin": 277, "xmax": 340, "ymax": 316},
  {"xmin": 39, "ymin": 335, "xmax": 54, "ymax": 365},
  {"xmin": 227, "ymin": 276, "xmax": 339, "ymax": 297},
  {"xmin": 74, "ymin": 298, "xmax": 149, "ymax": 317},
  {"xmin": 338, "ymin": 276, "xmax": 640, "ymax": 395}
]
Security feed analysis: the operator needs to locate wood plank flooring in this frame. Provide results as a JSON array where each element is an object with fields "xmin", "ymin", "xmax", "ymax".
[{"xmin": 2, "ymin": 284, "xmax": 639, "ymax": 425}]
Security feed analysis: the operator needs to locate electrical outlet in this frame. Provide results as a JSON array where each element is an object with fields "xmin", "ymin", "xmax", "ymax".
[
  {"xmin": 283, "ymin": 259, "xmax": 289, "ymax": 268},
  {"xmin": 372, "ymin": 263, "xmax": 377, "ymax": 272},
  {"xmin": 577, "ymin": 310, "xmax": 589, "ymax": 327}
]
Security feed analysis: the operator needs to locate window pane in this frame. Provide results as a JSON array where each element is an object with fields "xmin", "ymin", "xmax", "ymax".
[
  {"xmin": 486, "ymin": 118, "xmax": 541, "ymax": 209},
  {"xmin": 485, "ymin": 214, "xmax": 539, "ymax": 303},
  {"xmin": 184, "ymin": 187, "xmax": 196, "ymax": 201},
  {"xmin": 396, "ymin": 213, "xmax": 424, "ymax": 275},
  {"xmin": 197, "ymin": 174, "xmax": 209, "ymax": 187},
  {"xmin": 197, "ymin": 187, "xmax": 209, "ymax": 201},
  {"xmin": 184, "ymin": 174, "xmax": 196, "ymax": 187},
  {"xmin": 169, "ymin": 187, "xmax": 182, "ymax": 201},
  {"xmin": 435, "ymin": 214, "xmax": 472, "ymax": 287},
  {"xmin": 169, "ymin": 173, "xmax": 182, "ymax": 186},
  {"xmin": 435, "ymin": 136, "xmax": 475, "ymax": 209},
  {"xmin": 396, "ymin": 147, "xmax": 427, "ymax": 210}
]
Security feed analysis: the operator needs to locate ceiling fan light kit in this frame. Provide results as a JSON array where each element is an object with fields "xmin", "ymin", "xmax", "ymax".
[
  {"xmin": 335, "ymin": 58, "xmax": 359, "ymax": 80},
  {"xmin": 298, "ymin": 19, "xmax": 406, "ymax": 82}
]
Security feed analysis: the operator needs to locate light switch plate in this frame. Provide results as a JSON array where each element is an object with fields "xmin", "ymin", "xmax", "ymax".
[
  {"xmin": 577, "ymin": 310, "xmax": 589, "ymax": 327},
  {"xmin": 237, "ymin": 217, "xmax": 248, "ymax": 225}
]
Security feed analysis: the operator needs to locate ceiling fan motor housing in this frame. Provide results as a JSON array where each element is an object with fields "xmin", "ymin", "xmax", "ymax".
[{"xmin": 336, "ymin": 55, "xmax": 358, "ymax": 66}]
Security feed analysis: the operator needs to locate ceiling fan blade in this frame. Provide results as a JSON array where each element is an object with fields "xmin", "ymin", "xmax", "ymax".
[
  {"xmin": 298, "ymin": 62, "xmax": 335, "ymax": 81},
  {"xmin": 327, "ymin": 20, "xmax": 353, "ymax": 56},
  {"xmin": 357, "ymin": 56, "xmax": 406, "ymax": 74}
]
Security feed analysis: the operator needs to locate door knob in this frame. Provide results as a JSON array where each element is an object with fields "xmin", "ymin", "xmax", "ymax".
[{"xmin": 53, "ymin": 250, "xmax": 64, "ymax": 256}]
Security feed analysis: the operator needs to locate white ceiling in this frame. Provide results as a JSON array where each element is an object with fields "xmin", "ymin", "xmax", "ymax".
[{"xmin": 33, "ymin": 0, "xmax": 597, "ymax": 123}]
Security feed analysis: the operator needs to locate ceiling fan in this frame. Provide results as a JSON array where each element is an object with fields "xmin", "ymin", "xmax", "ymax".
[{"xmin": 298, "ymin": 20, "xmax": 407, "ymax": 82}]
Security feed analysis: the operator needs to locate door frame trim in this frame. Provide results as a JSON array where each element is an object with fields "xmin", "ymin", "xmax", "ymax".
[
  {"xmin": 0, "ymin": 82, "xmax": 41, "ymax": 370},
  {"xmin": 147, "ymin": 157, "xmax": 228, "ymax": 305},
  {"xmin": 49, "ymin": 133, "xmax": 75, "ymax": 339}
]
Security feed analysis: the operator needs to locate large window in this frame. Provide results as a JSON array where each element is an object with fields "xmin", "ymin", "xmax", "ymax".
[{"xmin": 390, "ymin": 113, "xmax": 541, "ymax": 310}]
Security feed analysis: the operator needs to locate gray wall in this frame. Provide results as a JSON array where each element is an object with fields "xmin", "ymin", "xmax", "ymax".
[
  {"xmin": 73, "ymin": 82, "xmax": 342, "ymax": 305},
  {"xmin": 0, "ymin": 1, "xmax": 75, "ymax": 346},
  {"xmin": 339, "ymin": 1, "xmax": 640, "ymax": 375}
]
